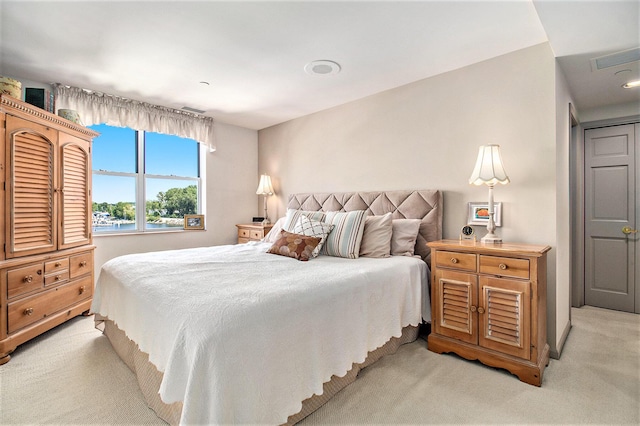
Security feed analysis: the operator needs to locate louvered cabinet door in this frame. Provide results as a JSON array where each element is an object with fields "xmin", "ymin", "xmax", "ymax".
[
  {"xmin": 5, "ymin": 115, "xmax": 58, "ymax": 258},
  {"xmin": 58, "ymin": 134, "xmax": 91, "ymax": 249},
  {"xmin": 478, "ymin": 276, "xmax": 531, "ymax": 359},
  {"xmin": 433, "ymin": 269, "xmax": 478, "ymax": 345}
]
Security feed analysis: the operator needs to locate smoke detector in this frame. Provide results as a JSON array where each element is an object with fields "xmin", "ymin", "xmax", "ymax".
[{"xmin": 304, "ymin": 60, "xmax": 341, "ymax": 76}]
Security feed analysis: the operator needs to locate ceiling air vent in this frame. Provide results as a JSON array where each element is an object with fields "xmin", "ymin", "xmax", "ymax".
[
  {"xmin": 590, "ymin": 48, "xmax": 640, "ymax": 71},
  {"xmin": 181, "ymin": 106, "xmax": 206, "ymax": 114}
]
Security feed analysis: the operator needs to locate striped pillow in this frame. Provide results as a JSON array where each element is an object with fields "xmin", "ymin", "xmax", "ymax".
[
  {"xmin": 322, "ymin": 210, "xmax": 368, "ymax": 259},
  {"xmin": 283, "ymin": 209, "xmax": 326, "ymax": 232}
]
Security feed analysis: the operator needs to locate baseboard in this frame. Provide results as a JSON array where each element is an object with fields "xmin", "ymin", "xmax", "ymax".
[{"xmin": 550, "ymin": 320, "xmax": 572, "ymax": 359}]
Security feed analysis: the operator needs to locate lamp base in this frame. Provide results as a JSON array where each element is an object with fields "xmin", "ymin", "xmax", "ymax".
[{"xmin": 481, "ymin": 233, "xmax": 503, "ymax": 243}]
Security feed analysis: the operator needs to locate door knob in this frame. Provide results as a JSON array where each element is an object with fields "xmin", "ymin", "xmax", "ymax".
[{"xmin": 622, "ymin": 226, "xmax": 638, "ymax": 235}]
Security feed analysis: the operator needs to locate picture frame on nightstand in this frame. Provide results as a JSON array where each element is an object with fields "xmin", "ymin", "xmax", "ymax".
[{"xmin": 467, "ymin": 202, "xmax": 502, "ymax": 226}]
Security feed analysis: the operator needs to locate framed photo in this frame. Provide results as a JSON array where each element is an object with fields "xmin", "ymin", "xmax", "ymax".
[
  {"xmin": 467, "ymin": 202, "xmax": 502, "ymax": 227},
  {"xmin": 184, "ymin": 214, "xmax": 205, "ymax": 230}
]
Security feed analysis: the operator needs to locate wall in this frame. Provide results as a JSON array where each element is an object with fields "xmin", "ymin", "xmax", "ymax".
[
  {"xmin": 259, "ymin": 43, "xmax": 565, "ymax": 354},
  {"xmin": 579, "ymin": 101, "xmax": 640, "ymax": 123},
  {"xmin": 93, "ymin": 121, "xmax": 259, "ymax": 277},
  {"xmin": 553, "ymin": 61, "xmax": 576, "ymax": 357}
]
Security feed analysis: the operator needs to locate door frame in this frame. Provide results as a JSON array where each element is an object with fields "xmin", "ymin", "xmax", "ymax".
[{"xmin": 572, "ymin": 114, "xmax": 640, "ymax": 311}]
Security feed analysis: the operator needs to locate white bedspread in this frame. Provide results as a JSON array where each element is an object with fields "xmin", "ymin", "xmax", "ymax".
[{"xmin": 91, "ymin": 242, "xmax": 428, "ymax": 425}]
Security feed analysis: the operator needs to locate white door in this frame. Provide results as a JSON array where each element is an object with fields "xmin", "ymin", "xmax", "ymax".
[{"xmin": 584, "ymin": 124, "xmax": 638, "ymax": 313}]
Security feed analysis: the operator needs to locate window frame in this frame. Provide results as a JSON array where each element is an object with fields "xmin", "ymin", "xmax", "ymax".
[{"xmin": 91, "ymin": 126, "xmax": 204, "ymax": 235}]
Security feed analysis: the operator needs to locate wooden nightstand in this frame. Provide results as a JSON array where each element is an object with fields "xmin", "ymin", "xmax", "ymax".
[
  {"xmin": 427, "ymin": 240, "xmax": 551, "ymax": 386},
  {"xmin": 236, "ymin": 223, "xmax": 273, "ymax": 243}
]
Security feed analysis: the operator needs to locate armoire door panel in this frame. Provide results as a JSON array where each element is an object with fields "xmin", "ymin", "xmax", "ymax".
[
  {"xmin": 5, "ymin": 115, "xmax": 58, "ymax": 258},
  {"xmin": 59, "ymin": 136, "xmax": 91, "ymax": 249}
]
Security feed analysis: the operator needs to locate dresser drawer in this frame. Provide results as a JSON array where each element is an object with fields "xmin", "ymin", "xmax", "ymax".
[
  {"xmin": 8, "ymin": 276, "xmax": 93, "ymax": 334},
  {"xmin": 45, "ymin": 258, "xmax": 69, "ymax": 274},
  {"xmin": 7, "ymin": 264, "xmax": 44, "ymax": 299},
  {"xmin": 479, "ymin": 255, "xmax": 530, "ymax": 279},
  {"xmin": 238, "ymin": 229, "xmax": 251, "ymax": 239},
  {"xmin": 44, "ymin": 270, "xmax": 70, "ymax": 287},
  {"xmin": 69, "ymin": 252, "xmax": 92, "ymax": 278},
  {"xmin": 435, "ymin": 251, "xmax": 477, "ymax": 272}
]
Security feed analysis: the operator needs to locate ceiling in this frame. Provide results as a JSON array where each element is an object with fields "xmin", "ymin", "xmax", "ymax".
[{"xmin": 1, "ymin": 1, "xmax": 638, "ymax": 130}]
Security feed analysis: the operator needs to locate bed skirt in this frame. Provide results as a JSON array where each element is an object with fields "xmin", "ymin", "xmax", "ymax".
[{"xmin": 97, "ymin": 316, "xmax": 418, "ymax": 425}]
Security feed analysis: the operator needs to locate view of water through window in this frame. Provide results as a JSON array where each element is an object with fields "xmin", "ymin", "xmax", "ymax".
[{"xmin": 90, "ymin": 124, "xmax": 200, "ymax": 233}]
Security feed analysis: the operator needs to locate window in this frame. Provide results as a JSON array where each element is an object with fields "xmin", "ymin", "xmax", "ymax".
[{"xmin": 90, "ymin": 124, "xmax": 201, "ymax": 234}]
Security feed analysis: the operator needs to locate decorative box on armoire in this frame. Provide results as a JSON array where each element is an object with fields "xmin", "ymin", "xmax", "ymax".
[{"xmin": 0, "ymin": 94, "xmax": 98, "ymax": 365}]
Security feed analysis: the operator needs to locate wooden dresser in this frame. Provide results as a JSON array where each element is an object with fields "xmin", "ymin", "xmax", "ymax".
[
  {"xmin": 0, "ymin": 95, "xmax": 98, "ymax": 365},
  {"xmin": 236, "ymin": 223, "xmax": 273, "ymax": 243},
  {"xmin": 427, "ymin": 240, "xmax": 551, "ymax": 386}
]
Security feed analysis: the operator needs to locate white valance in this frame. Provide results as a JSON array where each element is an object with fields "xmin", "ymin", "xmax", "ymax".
[{"xmin": 52, "ymin": 84, "xmax": 215, "ymax": 152}]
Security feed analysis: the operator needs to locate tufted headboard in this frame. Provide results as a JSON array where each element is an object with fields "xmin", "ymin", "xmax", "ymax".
[{"xmin": 287, "ymin": 190, "xmax": 443, "ymax": 265}]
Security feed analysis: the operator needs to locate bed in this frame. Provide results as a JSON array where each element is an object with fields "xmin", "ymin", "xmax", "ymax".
[{"xmin": 91, "ymin": 189, "xmax": 443, "ymax": 425}]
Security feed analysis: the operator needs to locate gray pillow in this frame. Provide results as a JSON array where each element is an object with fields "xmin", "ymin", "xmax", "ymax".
[
  {"xmin": 391, "ymin": 219, "xmax": 421, "ymax": 256},
  {"xmin": 360, "ymin": 213, "xmax": 393, "ymax": 258}
]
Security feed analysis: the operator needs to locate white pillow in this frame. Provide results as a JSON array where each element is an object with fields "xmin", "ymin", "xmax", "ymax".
[
  {"xmin": 263, "ymin": 217, "xmax": 285, "ymax": 243},
  {"xmin": 322, "ymin": 210, "xmax": 367, "ymax": 259},
  {"xmin": 283, "ymin": 209, "xmax": 325, "ymax": 232},
  {"xmin": 391, "ymin": 219, "xmax": 421, "ymax": 256},
  {"xmin": 359, "ymin": 213, "xmax": 393, "ymax": 258},
  {"xmin": 291, "ymin": 215, "xmax": 334, "ymax": 258}
]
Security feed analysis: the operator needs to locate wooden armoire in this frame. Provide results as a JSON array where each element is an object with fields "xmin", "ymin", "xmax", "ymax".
[{"xmin": 0, "ymin": 94, "xmax": 98, "ymax": 365}]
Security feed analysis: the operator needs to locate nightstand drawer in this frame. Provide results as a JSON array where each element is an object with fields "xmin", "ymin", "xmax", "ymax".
[
  {"xmin": 435, "ymin": 251, "xmax": 477, "ymax": 272},
  {"xmin": 236, "ymin": 224, "xmax": 273, "ymax": 243},
  {"xmin": 480, "ymin": 256, "xmax": 530, "ymax": 279}
]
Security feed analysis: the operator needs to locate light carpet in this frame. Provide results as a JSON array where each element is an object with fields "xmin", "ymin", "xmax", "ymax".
[{"xmin": 1, "ymin": 306, "xmax": 638, "ymax": 425}]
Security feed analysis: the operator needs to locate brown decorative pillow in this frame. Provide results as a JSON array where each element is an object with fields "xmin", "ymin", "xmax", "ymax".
[{"xmin": 267, "ymin": 230, "xmax": 321, "ymax": 261}]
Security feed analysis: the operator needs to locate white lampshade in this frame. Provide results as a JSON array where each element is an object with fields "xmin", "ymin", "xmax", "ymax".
[
  {"xmin": 256, "ymin": 174, "xmax": 274, "ymax": 195},
  {"xmin": 469, "ymin": 145, "xmax": 510, "ymax": 186}
]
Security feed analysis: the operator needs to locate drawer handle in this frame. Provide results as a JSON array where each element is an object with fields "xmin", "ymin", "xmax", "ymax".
[
  {"xmin": 79, "ymin": 285, "xmax": 86, "ymax": 295},
  {"xmin": 499, "ymin": 263, "xmax": 508, "ymax": 270},
  {"xmin": 470, "ymin": 306, "xmax": 477, "ymax": 312},
  {"xmin": 477, "ymin": 307, "xmax": 485, "ymax": 314},
  {"xmin": 55, "ymin": 262, "xmax": 62, "ymax": 267},
  {"xmin": 55, "ymin": 275, "xmax": 61, "ymax": 281},
  {"xmin": 79, "ymin": 261, "xmax": 87, "ymax": 267},
  {"xmin": 23, "ymin": 275, "xmax": 33, "ymax": 283},
  {"xmin": 450, "ymin": 258, "xmax": 459, "ymax": 264},
  {"xmin": 24, "ymin": 307, "xmax": 34, "ymax": 316}
]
